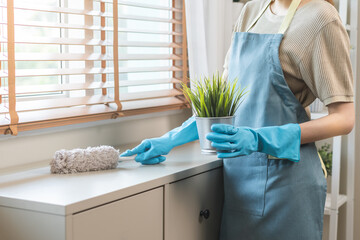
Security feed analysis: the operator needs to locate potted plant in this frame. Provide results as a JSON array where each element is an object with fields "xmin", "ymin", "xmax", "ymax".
[
  {"xmin": 181, "ymin": 72, "xmax": 247, "ymax": 154},
  {"xmin": 318, "ymin": 143, "xmax": 332, "ymax": 190}
]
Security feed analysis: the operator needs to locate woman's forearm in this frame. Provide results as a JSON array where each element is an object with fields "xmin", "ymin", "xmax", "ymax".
[{"xmin": 300, "ymin": 102, "xmax": 355, "ymax": 144}]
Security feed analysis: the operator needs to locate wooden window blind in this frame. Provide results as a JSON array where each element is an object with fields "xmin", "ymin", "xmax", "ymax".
[{"xmin": 0, "ymin": 0, "xmax": 188, "ymax": 135}]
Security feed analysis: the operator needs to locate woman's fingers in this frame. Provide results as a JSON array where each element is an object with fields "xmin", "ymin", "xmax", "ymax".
[
  {"xmin": 120, "ymin": 140, "xmax": 150, "ymax": 157},
  {"xmin": 135, "ymin": 147, "xmax": 161, "ymax": 162},
  {"xmin": 121, "ymin": 139, "xmax": 167, "ymax": 164},
  {"xmin": 211, "ymin": 124, "xmax": 238, "ymax": 135},
  {"xmin": 119, "ymin": 150, "xmax": 133, "ymax": 157},
  {"xmin": 140, "ymin": 156, "xmax": 166, "ymax": 165},
  {"xmin": 135, "ymin": 152, "xmax": 148, "ymax": 162},
  {"xmin": 207, "ymin": 124, "xmax": 238, "ymax": 143},
  {"xmin": 211, "ymin": 141, "xmax": 235, "ymax": 151},
  {"xmin": 206, "ymin": 132, "xmax": 233, "ymax": 143}
]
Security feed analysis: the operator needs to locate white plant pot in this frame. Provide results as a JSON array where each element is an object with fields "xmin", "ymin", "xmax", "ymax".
[{"xmin": 195, "ymin": 116, "xmax": 235, "ymax": 154}]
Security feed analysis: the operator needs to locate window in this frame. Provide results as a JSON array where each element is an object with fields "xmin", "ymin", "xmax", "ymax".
[{"xmin": 0, "ymin": 0, "xmax": 188, "ymax": 135}]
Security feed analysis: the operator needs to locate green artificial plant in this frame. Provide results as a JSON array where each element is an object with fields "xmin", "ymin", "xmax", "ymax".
[
  {"xmin": 181, "ymin": 73, "xmax": 247, "ymax": 117},
  {"xmin": 318, "ymin": 143, "xmax": 333, "ymax": 176}
]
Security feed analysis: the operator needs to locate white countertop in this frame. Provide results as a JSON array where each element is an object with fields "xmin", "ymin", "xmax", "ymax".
[{"xmin": 0, "ymin": 141, "xmax": 221, "ymax": 216}]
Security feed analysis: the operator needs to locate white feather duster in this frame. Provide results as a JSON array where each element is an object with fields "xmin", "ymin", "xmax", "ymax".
[{"xmin": 50, "ymin": 146, "xmax": 120, "ymax": 174}]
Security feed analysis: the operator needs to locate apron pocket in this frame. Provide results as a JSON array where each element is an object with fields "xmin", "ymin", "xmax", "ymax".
[{"xmin": 223, "ymin": 152, "xmax": 268, "ymax": 217}]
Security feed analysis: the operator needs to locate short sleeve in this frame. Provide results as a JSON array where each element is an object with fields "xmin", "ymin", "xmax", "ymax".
[{"xmin": 299, "ymin": 19, "xmax": 354, "ymax": 106}]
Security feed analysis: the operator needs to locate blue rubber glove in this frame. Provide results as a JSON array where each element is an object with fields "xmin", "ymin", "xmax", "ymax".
[
  {"xmin": 206, "ymin": 123, "xmax": 301, "ymax": 162},
  {"xmin": 120, "ymin": 116, "xmax": 198, "ymax": 165}
]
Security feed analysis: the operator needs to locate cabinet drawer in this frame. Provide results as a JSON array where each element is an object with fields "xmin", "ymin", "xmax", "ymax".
[
  {"xmin": 72, "ymin": 187, "xmax": 163, "ymax": 240},
  {"xmin": 167, "ymin": 168, "xmax": 223, "ymax": 240}
]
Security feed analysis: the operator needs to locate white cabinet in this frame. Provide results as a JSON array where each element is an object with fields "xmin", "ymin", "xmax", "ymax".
[
  {"xmin": 0, "ymin": 167, "xmax": 224, "ymax": 239},
  {"xmin": 71, "ymin": 168, "xmax": 224, "ymax": 240},
  {"xmin": 166, "ymin": 168, "xmax": 223, "ymax": 240},
  {"xmin": 0, "ymin": 142, "xmax": 224, "ymax": 240},
  {"xmin": 0, "ymin": 206, "xmax": 66, "ymax": 240},
  {"xmin": 0, "ymin": 187, "xmax": 164, "ymax": 240},
  {"xmin": 72, "ymin": 187, "xmax": 163, "ymax": 240},
  {"xmin": 70, "ymin": 168, "xmax": 224, "ymax": 240}
]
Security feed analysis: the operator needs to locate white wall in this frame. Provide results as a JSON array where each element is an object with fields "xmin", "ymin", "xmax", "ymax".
[
  {"xmin": 203, "ymin": 0, "xmax": 228, "ymax": 73},
  {"xmin": 0, "ymin": 109, "xmax": 192, "ymax": 173},
  {"xmin": 185, "ymin": 0, "xmax": 235, "ymax": 78},
  {"xmin": 205, "ymin": 0, "xmax": 244, "ymax": 74},
  {"xmin": 352, "ymin": 1, "xmax": 360, "ymax": 237}
]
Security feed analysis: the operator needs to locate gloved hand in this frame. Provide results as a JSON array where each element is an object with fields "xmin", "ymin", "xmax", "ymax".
[
  {"xmin": 206, "ymin": 123, "xmax": 301, "ymax": 162},
  {"xmin": 120, "ymin": 116, "xmax": 199, "ymax": 165}
]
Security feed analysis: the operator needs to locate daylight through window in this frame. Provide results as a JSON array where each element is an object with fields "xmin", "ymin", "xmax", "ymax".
[{"xmin": 0, "ymin": 0, "xmax": 188, "ymax": 135}]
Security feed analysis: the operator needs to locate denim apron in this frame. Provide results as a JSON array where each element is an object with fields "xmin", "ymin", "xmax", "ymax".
[{"xmin": 220, "ymin": 0, "xmax": 327, "ymax": 239}]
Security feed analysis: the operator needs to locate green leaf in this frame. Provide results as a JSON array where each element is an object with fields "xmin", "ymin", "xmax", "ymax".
[{"xmin": 180, "ymin": 72, "xmax": 248, "ymax": 117}]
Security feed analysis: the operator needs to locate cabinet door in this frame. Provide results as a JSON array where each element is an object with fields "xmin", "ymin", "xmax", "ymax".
[
  {"xmin": 72, "ymin": 187, "xmax": 163, "ymax": 240},
  {"xmin": 167, "ymin": 168, "xmax": 223, "ymax": 240}
]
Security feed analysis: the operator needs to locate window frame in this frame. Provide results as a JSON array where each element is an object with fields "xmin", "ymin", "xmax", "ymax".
[{"xmin": 0, "ymin": 0, "xmax": 189, "ymax": 135}]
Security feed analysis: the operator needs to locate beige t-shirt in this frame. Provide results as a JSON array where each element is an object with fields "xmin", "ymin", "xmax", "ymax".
[{"xmin": 223, "ymin": 0, "xmax": 354, "ymax": 107}]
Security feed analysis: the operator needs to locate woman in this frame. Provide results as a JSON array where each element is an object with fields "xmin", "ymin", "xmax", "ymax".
[{"xmin": 121, "ymin": 0, "xmax": 355, "ymax": 239}]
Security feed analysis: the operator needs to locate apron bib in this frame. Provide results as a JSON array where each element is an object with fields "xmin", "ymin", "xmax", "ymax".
[{"xmin": 220, "ymin": 1, "xmax": 327, "ymax": 239}]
